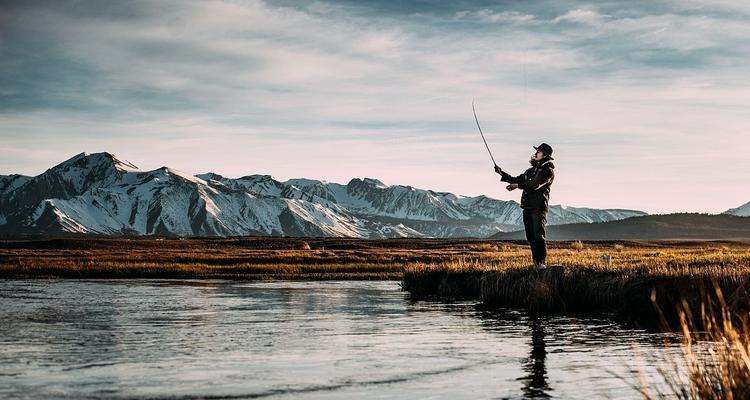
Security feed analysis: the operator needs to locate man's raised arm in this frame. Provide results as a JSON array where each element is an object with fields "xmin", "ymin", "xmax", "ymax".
[{"xmin": 496, "ymin": 166, "xmax": 523, "ymax": 184}]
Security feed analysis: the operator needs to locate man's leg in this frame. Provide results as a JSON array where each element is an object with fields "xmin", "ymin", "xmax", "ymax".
[
  {"xmin": 535, "ymin": 211, "xmax": 548, "ymax": 264},
  {"xmin": 522, "ymin": 209, "xmax": 537, "ymax": 265},
  {"xmin": 528, "ymin": 210, "xmax": 547, "ymax": 265}
]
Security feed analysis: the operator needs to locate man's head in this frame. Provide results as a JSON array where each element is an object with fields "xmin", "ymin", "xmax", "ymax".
[{"xmin": 532, "ymin": 143, "xmax": 553, "ymax": 160}]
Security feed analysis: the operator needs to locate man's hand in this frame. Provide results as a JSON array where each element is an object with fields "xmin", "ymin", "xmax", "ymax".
[
  {"xmin": 494, "ymin": 165, "xmax": 502, "ymax": 174},
  {"xmin": 506, "ymin": 184, "xmax": 519, "ymax": 191}
]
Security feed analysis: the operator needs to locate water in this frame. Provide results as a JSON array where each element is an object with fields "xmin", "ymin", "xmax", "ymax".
[{"xmin": 0, "ymin": 280, "xmax": 680, "ymax": 399}]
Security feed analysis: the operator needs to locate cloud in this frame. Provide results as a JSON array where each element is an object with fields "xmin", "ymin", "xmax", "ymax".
[
  {"xmin": 553, "ymin": 9, "xmax": 606, "ymax": 25},
  {"xmin": 456, "ymin": 9, "xmax": 537, "ymax": 24}
]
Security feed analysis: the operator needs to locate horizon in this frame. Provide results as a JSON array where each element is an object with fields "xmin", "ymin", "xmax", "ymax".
[{"xmin": 2, "ymin": 1, "xmax": 749, "ymax": 214}]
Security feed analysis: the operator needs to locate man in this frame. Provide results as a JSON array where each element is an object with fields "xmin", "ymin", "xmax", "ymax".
[{"xmin": 494, "ymin": 143, "xmax": 555, "ymax": 269}]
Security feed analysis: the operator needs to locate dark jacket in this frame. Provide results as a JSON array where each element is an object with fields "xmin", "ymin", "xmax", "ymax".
[{"xmin": 500, "ymin": 157, "xmax": 555, "ymax": 212}]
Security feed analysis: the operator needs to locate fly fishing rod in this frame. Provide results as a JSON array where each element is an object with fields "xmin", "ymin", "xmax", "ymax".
[{"xmin": 472, "ymin": 99, "xmax": 498, "ymax": 168}]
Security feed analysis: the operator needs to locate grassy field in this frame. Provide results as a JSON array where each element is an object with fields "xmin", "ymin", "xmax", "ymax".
[
  {"xmin": 1, "ymin": 237, "xmax": 748, "ymax": 280},
  {"xmin": 0, "ymin": 236, "xmax": 527, "ymax": 280}
]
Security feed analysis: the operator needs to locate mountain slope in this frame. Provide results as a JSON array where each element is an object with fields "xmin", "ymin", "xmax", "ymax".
[
  {"xmin": 724, "ymin": 201, "xmax": 750, "ymax": 217},
  {"xmin": 0, "ymin": 152, "xmax": 138, "ymax": 218},
  {"xmin": 0, "ymin": 152, "xmax": 647, "ymax": 238},
  {"xmin": 0, "ymin": 174, "xmax": 32, "ymax": 196},
  {"xmin": 490, "ymin": 213, "xmax": 750, "ymax": 240}
]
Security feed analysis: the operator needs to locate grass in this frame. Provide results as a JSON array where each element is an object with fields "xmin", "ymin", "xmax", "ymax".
[
  {"xmin": 402, "ymin": 241, "xmax": 750, "ymax": 326},
  {"xmin": 672, "ymin": 294, "xmax": 750, "ymax": 399},
  {"xmin": 2, "ymin": 237, "xmax": 747, "ymax": 278},
  {"xmin": 638, "ymin": 285, "xmax": 750, "ymax": 400},
  {"xmin": 0, "ymin": 237, "xmax": 530, "ymax": 280}
]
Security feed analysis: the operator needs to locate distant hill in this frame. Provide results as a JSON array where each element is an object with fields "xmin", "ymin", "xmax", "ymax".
[
  {"xmin": 724, "ymin": 201, "xmax": 750, "ymax": 217},
  {"xmin": 489, "ymin": 213, "xmax": 750, "ymax": 240}
]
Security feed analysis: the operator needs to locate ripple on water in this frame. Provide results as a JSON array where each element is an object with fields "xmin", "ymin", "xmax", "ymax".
[{"xmin": 0, "ymin": 280, "xmax": 680, "ymax": 399}]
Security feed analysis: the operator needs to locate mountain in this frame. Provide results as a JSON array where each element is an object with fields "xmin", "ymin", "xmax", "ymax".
[
  {"xmin": 490, "ymin": 213, "xmax": 750, "ymax": 241},
  {"xmin": 0, "ymin": 174, "xmax": 32, "ymax": 197},
  {"xmin": 724, "ymin": 201, "xmax": 750, "ymax": 217},
  {"xmin": 0, "ymin": 152, "xmax": 646, "ymax": 238}
]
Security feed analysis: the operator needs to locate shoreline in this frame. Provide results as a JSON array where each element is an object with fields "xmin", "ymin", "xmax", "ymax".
[
  {"xmin": 3, "ymin": 237, "xmax": 749, "ymax": 328},
  {"xmin": 403, "ymin": 266, "xmax": 750, "ymax": 326}
]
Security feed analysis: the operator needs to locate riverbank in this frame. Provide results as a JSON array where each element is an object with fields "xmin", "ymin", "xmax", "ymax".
[
  {"xmin": 402, "ymin": 243, "xmax": 750, "ymax": 327},
  {"xmin": 3, "ymin": 238, "xmax": 750, "ymax": 325}
]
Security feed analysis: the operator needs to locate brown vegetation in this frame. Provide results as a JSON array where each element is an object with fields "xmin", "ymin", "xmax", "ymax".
[
  {"xmin": 402, "ymin": 241, "xmax": 750, "ymax": 326},
  {"xmin": 639, "ymin": 286, "xmax": 750, "ymax": 400},
  {"xmin": 2, "ymin": 238, "xmax": 748, "ymax": 286},
  {"xmin": 0, "ymin": 237, "xmax": 533, "ymax": 280},
  {"xmin": 672, "ymin": 295, "xmax": 750, "ymax": 399}
]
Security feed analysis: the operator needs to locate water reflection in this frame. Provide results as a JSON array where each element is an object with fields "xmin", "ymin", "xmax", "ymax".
[
  {"xmin": 0, "ymin": 280, "xmax": 678, "ymax": 400},
  {"xmin": 520, "ymin": 317, "xmax": 550, "ymax": 398}
]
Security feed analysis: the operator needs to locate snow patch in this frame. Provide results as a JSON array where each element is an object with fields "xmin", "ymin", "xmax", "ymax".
[{"xmin": 724, "ymin": 201, "xmax": 750, "ymax": 217}]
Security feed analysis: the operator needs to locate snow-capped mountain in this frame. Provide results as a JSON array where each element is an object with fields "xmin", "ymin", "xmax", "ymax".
[
  {"xmin": 0, "ymin": 175, "xmax": 32, "ymax": 196},
  {"xmin": 724, "ymin": 201, "xmax": 750, "ymax": 217},
  {"xmin": 0, "ymin": 152, "xmax": 647, "ymax": 238}
]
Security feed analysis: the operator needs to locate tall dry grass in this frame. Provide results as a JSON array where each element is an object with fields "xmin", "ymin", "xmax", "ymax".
[
  {"xmin": 403, "ymin": 244, "xmax": 750, "ymax": 325},
  {"xmin": 641, "ymin": 286, "xmax": 750, "ymax": 400}
]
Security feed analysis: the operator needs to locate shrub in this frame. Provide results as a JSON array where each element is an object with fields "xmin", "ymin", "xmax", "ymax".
[{"xmin": 470, "ymin": 243, "xmax": 497, "ymax": 252}]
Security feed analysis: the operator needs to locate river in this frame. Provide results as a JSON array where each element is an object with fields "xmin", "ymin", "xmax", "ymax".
[{"xmin": 0, "ymin": 280, "xmax": 681, "ymax": 399}]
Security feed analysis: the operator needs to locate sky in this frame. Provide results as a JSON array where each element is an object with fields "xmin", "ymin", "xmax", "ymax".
[{"xmin": 1, "ymin": 0, "xmax": 748, "ymax": 214}]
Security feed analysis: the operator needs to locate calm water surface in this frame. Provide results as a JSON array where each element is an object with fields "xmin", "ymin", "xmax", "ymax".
[{"xmin": 0, "ymin": 280, "xmax": 679, "ymax": 399}]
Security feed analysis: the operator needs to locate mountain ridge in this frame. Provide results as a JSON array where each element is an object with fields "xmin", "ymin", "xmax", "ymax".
[
  {"xmin": 490, "ymin": 213, "xmax": 750, "ymax": 241},
  {"xmin": 724, "ymin": 201, "xmax": 750, "ymax": 217},
  {"xmin": 1, "ymin": 152, "xmax": 649, "ymax": 238}
]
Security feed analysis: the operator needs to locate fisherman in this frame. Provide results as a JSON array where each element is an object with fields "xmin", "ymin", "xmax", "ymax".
[{"xmin": 494, "ymin": 143, "xmax": 555, "ymax": 270}]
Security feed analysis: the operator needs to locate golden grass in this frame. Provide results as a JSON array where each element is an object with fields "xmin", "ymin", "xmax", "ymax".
[
  {"xmin": 402, "ymin": 242, "xmax": 750, "ymax": 326},
  {"xmin": 674, "ymin": 298, "xmax": 750, "ymax": 399},
  {"xmin": 0, "ymin": 237, "xmax": 528, "ymax": 280},
  {"xmin": 3, "ymin": 238, "xmax": 750, "ymax": 293},
  {"xmin": 638, "ymin": 286, "xmax": 750, "ymax": 400}
]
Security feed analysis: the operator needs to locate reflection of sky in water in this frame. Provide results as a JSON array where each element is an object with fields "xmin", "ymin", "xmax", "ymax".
[{"xmin": 0, "ymin": 280, "xmax": 680, "ymax": 399}]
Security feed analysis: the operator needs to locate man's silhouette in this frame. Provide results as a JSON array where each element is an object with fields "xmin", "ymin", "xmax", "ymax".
[{"xmin": 495, "ymin": 143, "xmax": 555, "ymax": 269}]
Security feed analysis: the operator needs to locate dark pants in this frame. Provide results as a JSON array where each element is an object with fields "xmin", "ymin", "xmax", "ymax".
[{"xmin": 522, "ymin": 208, "xmax": 547, "ymax": 264}]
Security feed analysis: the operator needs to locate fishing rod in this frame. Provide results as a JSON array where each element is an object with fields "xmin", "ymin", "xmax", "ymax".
[{"xmin": 471, "ymin": 99, "xmax": 498, "ymax": 168}]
